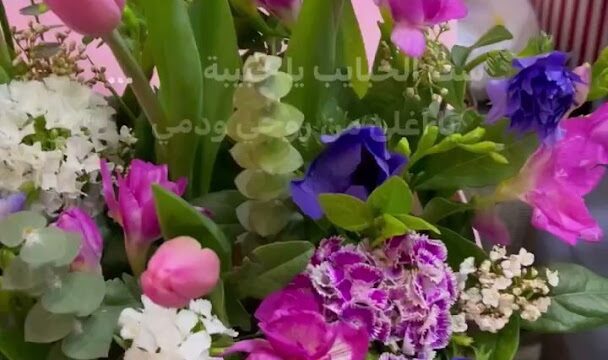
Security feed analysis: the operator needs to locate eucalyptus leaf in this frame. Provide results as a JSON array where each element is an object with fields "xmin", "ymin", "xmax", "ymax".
[
  {"xmin": 20, "ymin": 228, "xmax": 73, "ymax": 267},
  {"xmin": 2, "ymin": 257, "xmax": 49, "ymax": 291},
  {"xmin": 53, "ymin": 233, "xmax": 81, "ymax": 267},
  {"xmin": 0, "ymin": 211, "xmax": 46, "ymax": 247},
  {"xmin": 61, "ymin": 306, "xmax": 123, "ymax": 360},
  {"xmin": 318, "ymin": 193, "xmax": 374, "ymax": 232},
  {"xmin": 236, "ymin": 200, "xmax": 291, "ymax": 237},
  {"xmin": 25, "ymin": 302, "xmax": 75, "ymax": 343},
  {"xmin": 235, "ymin": 170, "xmax": 290, "ymax": 201},
  {"xmin": 229, "ymin": 241, "xmax": 314, "ymax": 299},
  {"xmin": 367, "ymin": 177, "xmax": 413, "ymax": 215},
  {"xmin": 523, "ymin": 263, "xmax": 608, "ymax": 333},
  {"xmin": 153, "ymin": 186, "xmax": 232, "ymax": 271},
  {"xmin": 41, "ymin": 272, "xmax": 106, "ymax": 317},
  {"xmin": 256, "ymin": 103, "xmax": 304, "ymax": 138},
  {"xmin": 257, "ymin": 72, "xmax": 293, "ymax": 101}
]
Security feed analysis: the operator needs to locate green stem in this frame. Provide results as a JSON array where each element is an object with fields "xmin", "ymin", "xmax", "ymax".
[
  {"xmin": 0, "ymin": 20, "xmax": 12, "ymax": 74},
  {"xmin": 125, "ymin": 240, "xmax": 148, "ymax": 277},
  {"xmin": 463, "ymin": 52, "xmax": 491, "ymax": 73},
  {"xmin": 102, "ymin": 30, "xmax": 165, "ymax": 127}
]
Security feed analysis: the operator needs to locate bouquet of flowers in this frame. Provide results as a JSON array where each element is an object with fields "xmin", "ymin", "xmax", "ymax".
[{"xmin": 1, "ymin": 0, "xmax": 608, "ymax": 359}]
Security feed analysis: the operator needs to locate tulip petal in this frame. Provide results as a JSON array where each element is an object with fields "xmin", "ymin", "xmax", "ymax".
[{"xmin": 45, "ymin": 0, "xmax": 125, "ymax": 36}]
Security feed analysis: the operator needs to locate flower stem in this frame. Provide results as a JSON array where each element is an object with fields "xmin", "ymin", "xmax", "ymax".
[
  {"xmin": 125, "ymin": 240, "xmax": 149, "ymax": 277},
  {"xmin": 102, "ymin": 30, "xmax": 166, "ymax": 127}
]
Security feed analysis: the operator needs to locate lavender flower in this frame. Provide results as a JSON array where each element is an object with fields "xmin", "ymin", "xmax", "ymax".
[
  {"xmin": 486, "ymin": 52, "xmax": 585, "ymax": 143},
  {"xmin": 291, "ymin": 126, "xmax": 406, "ymax": 220},
  {"xmin": 305, "ymin": 233, "xmax": 458, "ymax": 359}
]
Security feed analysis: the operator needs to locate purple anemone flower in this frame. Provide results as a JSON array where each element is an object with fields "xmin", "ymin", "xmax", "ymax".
[
  {"xmin": 291, "ymin": 126, "xmax": 407, "ymax": 220},
  {"xmin": 486, "ymin": 51, "xmax": 585, "ymax": 143}
]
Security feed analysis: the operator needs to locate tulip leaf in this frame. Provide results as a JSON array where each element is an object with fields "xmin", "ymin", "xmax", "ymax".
[
  {"xmin": 189, "ymin": 0, "xmax": 241, "ymax": 195},
  {"xmin": 41, "ymin": 272, "xmax": 106, "ymax": 317},
  {"xmin": 153, "ymin": 185, "xmax": 232, "ymax": 272},
  {"xmin": 141, "ymin": 0, "xmax": 203, "ymax": 184},
  {"xmin": 437, "ymin": 226, "xmax": 487, "ymax": 271},
  {"xmin": 319, "ymin": 193, "xmax": 375, "ymax": 232},
  {"xmin": 367, "ymin": 176, "xmax": 413, "ymax": 215},
  {"xmin": 523, "ymin": 263, "xmax": 608, "ymax": 333},
  {"xmin": 336, "ymin": 0, "xmax": 369, "ymax": 98},
  {"xmin": 473, "ymin": 317, "xmax": 520, "ymax": 360},
  {"xmin": 25, "ymin": 302, "xmax": 75, "ymax": 343},
  {"xmin": 283, "ymin": 0, "xmax": 345, "ymax": 124},
  {"xmin": 228, "ymin": 241, "xmax": 314, "ymax": 299},
  {"xmin": 0, "ymin": 211, "xmax": 47, "ymax": 248}
]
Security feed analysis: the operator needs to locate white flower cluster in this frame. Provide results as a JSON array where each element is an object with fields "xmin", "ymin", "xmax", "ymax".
[
  {"xmin": 0, "ymin": 76, "xmax": 135, "ymax": 213},
  {"xmin": 453, "ymin": 246, "xmax": 559, "ymax": 333},
  {"xmin": 119, "ymin": 296, "xmax": 237, "ymax": 360}
]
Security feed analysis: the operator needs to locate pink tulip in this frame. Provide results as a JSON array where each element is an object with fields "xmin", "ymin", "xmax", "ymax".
[
  {"xmin": 376, "ymin": 0, "xmax": 468, "ymax": 58},
  {"xmin": 258, "ymin": 0, "xmax": 302, "ymax": 25},
  {"xmin": 55, "ymin": 208, "xmax": 104, "ymax": 272},
  {"xmin": 141, "ymin": 237, "xmax": 220, "ymax": 308},
  {"xmin": 497, "ymin": 104, "xmax": 608, "ymax": 245},
  {"xmin": 100, "ymin": 159, "xmax": 187, "ymax": 275},
  {"xmin": 45, "ymin": 0, "xmax": 125, "ymax": 36}
]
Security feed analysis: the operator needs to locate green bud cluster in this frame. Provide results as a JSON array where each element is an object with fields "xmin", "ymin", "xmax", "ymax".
[{"xmin": 227, "ymin": 53, "xmax": 305, "ymax": 237}]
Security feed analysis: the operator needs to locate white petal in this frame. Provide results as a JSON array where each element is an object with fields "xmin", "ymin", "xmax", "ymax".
[
  {"xmin": 189, "ymin": 299, "xmax": 212, "ymax": 317},
  {"xmin": 178, "ymin": 332, "xmax": 212, "ymax": 360},
  {"xmin": 176, "ymin": 310, "xmax": 199, "ymax": 336}
]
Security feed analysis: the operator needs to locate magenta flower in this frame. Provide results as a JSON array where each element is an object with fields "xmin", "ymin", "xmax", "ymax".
[
  {"xmin": 377, "ymin": 0, "xmax": 468, "ymax": 58},
  {"xmin": 141, "ymin": 236, "xmax": 220, "ymax": 308},
  {"xmin": 55, "ymin": 208, "xmax": 104, "ymax": 272},
  {"xmin": 498, "ymin": 104, "xmax": 608, "ymax": 244},
  {"xmin": 45, "ymin": 0, "xmax": 125, "ymax": 36},
  {"xmin": 100, "ymin": 159, "xmax": 187, "ymax": 274},
  {"xmin": 226, "ymin": 283, "xmax": 369, "ymax": 360},
  {"xmin": 258, "ymin": 0, "xmax": 302, "ymax": 24}
]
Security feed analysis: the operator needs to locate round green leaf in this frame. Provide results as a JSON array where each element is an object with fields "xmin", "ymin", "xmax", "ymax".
[
  {"xmin": 253, "ymin": 138, "xmax": 303, "ymax": 175},
  {"xmin": 61, "ymin": 306, "xmax": 123, "ymax": 360},
  {"xmin": 318, "ymin": 194, "xmax": 374, "ymax": 232},
  {"xmin": 234, "ymin": 85, "xmax": 270, "ymax": 110},
  {"xmin": 256, "ymin": 103, "xmax": 304, "ymax": 138},
  {"xmin": 235, "ymin": 169, "xmax": 290, "ymax": 201},
  {"xmin": 53, "ymin": 233, "xmax": 81, "ymax": 267},
  {"xmin": 25, "ymin": 302, "xmax": 75, "ymax": 343},
  {"xmin": 242, "ymin": 53, "xmax": 281, "ymax": 83},
  {"xmin": 42, "ymin": 272, "xmax": 106, "ymax": 317},
  {"xmin": 0, "ymin": 211, "xmax": 47, "ymax": 247},
  {"xmin": 2, "ymin": 257, "xmax": 48, "ymax": 291},
  {"xmin": 257, "ymin": 72, "xmax": 293, "ymax": 101},
  {"xmin": 226, "ymin": 108, "xmax": 262, "ymax": 142},
  {"xmin": 20, "ymin": 227, "xmax": 72, "ymax": 267},
  {"xmin": 236, "ymin": 200, "xmax": 291, "ymax": 237}
]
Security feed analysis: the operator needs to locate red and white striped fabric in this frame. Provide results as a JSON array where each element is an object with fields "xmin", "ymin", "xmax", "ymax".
[{"xmin": 532, "ymin": 0, "xmax": 608, "ymax": 65}]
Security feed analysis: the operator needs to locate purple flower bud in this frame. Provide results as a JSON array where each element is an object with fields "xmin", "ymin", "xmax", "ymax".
[
  {"xmin": 0, "ymin": 193, "xmax": 26, "ymax": 220},
  {"xmin": 55, "ymin": 208, "xmax": 104, "ymax": 272},
  {"xmin": 100, "ymin": 159, "xmax": 187, "ymax": 275},
  {"xmin": 258, "ymin": 0, "xmax": 302, "ymax": 24}
]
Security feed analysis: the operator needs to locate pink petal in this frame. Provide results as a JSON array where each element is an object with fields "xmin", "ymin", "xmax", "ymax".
[
  {"xmin": 391, "ymin": 24, "xmax": 426, "ymax": 58},
  {"xmin": 426, "ymin": 0, "xmax": 468, "ymax": 23},
  {"xmin": 387, "ymin": 0, "xmax": 424, "ymax": 24},
  {"xmin": 327, "ymin": 323, "xmax": 369, "ymax": 360},
  {"xmin": 45, "ymin": 0, "xmax": 125, "ymax": 36},
  {"xmin": 99, "ymin": 160, "xmax": 120, "ymax": 223}
]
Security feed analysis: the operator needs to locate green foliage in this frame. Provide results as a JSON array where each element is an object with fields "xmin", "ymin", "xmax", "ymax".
[
  {"xmin": 422, "ymin": 198, "xmax": 474, "ymax": 224},
  {"xmin": 318, "ymin": 194, "xmax": 374, "ymax": 232},
  {"xmin": 20, "ymin": 228, "xmax": 80, "ymax": 268},
  {"xmin": 189, "ymin": 0, "xmax": 241, "ymax": 194},
  {"xmin": 589, "ymin": 47, "xmax": 608, "ymax": 101},
  {"xmin": 227, "ymin": 241, "xmax": 314, "ymax": 299},
  {"xmin": 451, "ymin": 25, "xmax": 513, "ymax": 68},
  {"xmin": 367, "ymin": 177, "xmax": 413, "ymax": 215},
  {"xmin": 336, "ymin": 0, "xmax": 369, "ymax": 98},
  {"xmin": 152, "ymin": 185, "xmax": 232, "ymax": 271},
  {"xmin": 236, "ymin": 200, "xmax": 292, "ymax": 237},
  {"xmin": 523, "ymin": 263, "xmax": 608, "ymax": 333},
  {"xmin": 0, "ymin": 211, "xmax": 47, "ymax": 247},
  {"xmin": 24, "ymin": 303, "xmax": 75, "ymax": 343},
  {"xmin": 141, "ymin": 0, "xmax": 203, "ymax": 184},
  {"xmin": 412, "ymin": 120, "xmax": 538, "ymax": 190},
  {"xmin": 41, "ymin": 272, "xmax": 106, "ymax": 317},
  {"xmin": 437, "ymin": 226, "xmax": 487, "ymax": 270},
  {"xmin": 283, "ymin": 0, "xmax": 345, "ymax": 123},
  {"xmin": 518, "ymin": 33, "xmax": 554, "ymax": 57},
  {"xmin": 473, "ymin": 317, "xmax": 520, "ymax": 360}
]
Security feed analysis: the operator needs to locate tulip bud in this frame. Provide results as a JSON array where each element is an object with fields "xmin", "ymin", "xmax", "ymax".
[
  {"xmin": 257, "ymin": 0, "xmax": 302, "ymax": 25},
  {"xmin": 45, "ymin": 0, "xmax": 125, "ymax": 36},
  {"xmin": 141, "ymin": 237, "xmax": 220, "ymax": 308},
  {"xmin": 100, "ymin": 159, "xmax": 187, "ymax": 275},
  {"xmin": 55, "ymin": 208, "xmax": 104, "ymax": 272}
]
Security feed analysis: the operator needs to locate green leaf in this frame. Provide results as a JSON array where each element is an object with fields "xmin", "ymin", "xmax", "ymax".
[
  {"xmin": 523, "ymin": 263, "xmax": 608, "ymax": 333},
  {"xmin": 472, "ymin": 25, "xmax": 513, "ymax": 49},
  {"xmin": 589, "ymin": 47, "xmax": 608, "ymax": 101},
  {"xmin": 413, "ymin": 120, "xmax": 538, "ymax": 190},
  {"xmin": 318, "ymin": 194, "xmax": 374, "ymax": 232},
  {"xmin": 25, "ymin": 302, "xmax": 75, "ymax": 343},
  {"xmin": 518, "ymin": 33, "xmax": 554, "ymax": 57},
  {"xmin": 225, "ymin": 284, "xmax": 251, "ymax": 330},
  {"xmin": 192, "ymin": 190, "xmax": 245, "ymax": 225},
  {"xmin": 422, "ymin": 198, "xmax": 474, "ymax": 224},
  {"xmin": 52, "ymin": 233, "xmax": 81, "ymax": 267},
  {"xmin": 61, "ymin": 306, "xmax": 123, "ymax": 360},
  {"xmin": 41, "ymin": 272, "xmax": 106, "ymax": 317},
  {"xmin": 20, "ymin": 228, "xmax": 74, "ymax": 267},
  {"xmin": 235, "ymin": 169, "xmax": 290, "ymax": 201},
  {"xmin": 229, "ymin": 241, "xmax": 314, "ymax": 299},
  {"xmin": 367, "ymin": 177, "xmax": 413, "ymax": 215},
  {"xmin": 336, "ymin": 0, "xmax": 369, "ymax": 98},
  {"xmin": 208, "ymin": 280, "xmax": 229, "ymax": 325},
  {"xmin": 283, "ymin": 0, "xmax": 345, "ymax": 124},
  {"xmin": 0, "ymin": 211, "xmax": 46, "ymax": 247},
  {"xmin": 0, "ymin": 314, "xmax": 51, "ymax": 360},
  {"xmin": 236, "ymin": 200, "xmax": 291, "ymax": 237},
  {"xmin": 190, "ymin": 0, "xmax": 241, "ymax": 194},
  {"xmin": 474, "ymin": 317, "xmax": 520, "ymax": 360},
  {"xmin": 141, "ymin": 0, "xmax": 203, "ymax": 183},
  {"xmin": 376, "ymin": 214, "xmax": 408, "ymax": 241},
  {"xmin": 439, "ymin": 69, "xmax": 467, "ymax": 111},
  {"xmin": 437, "ymin": 226, "xmax": 487, "ymax": 270},
  {"xmin": 153, "ymin": 185, "xmax": 232, "ymax": 271},
  {"xmin": 2, "ymin": 257, "xmax": 49, "ymax": 291},
  {"xmin": 395, "ymin": 214, "xmax": 440, "ymax": 234},
  {"xmin": 19, "ymin": 3, "xmax": 49, "ymax": 16}
]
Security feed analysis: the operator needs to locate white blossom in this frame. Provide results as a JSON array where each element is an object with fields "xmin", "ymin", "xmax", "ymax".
[
  {"xmin": 0, "ymin": 76, "xmax": 135, "ymax": 214},
  {"xmin": 451, "ymin": 313, "xmax": 468, "ymax": 333},
  {"xmin": 546, "ymin": 269, "xmax": 559, "ymax": 287},
  {"xmin": 118, "ymin": 296, "xmax": 236, "ymax": 360}
]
